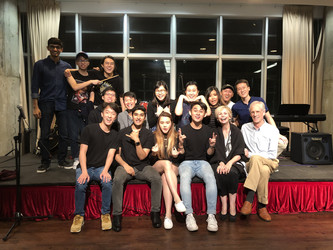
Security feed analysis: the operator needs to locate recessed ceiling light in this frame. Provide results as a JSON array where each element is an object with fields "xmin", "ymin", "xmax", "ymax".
[
  {"xmin": 200, "ymin": 47, "xmax": 207, "ymax": 51},
  {"xmin": 209, "ymin": 38, "xmax": 216, "ymax": 42},
  {"xmin": 270, "ymin": 49, "xmax": 278, "ymax": 53},
  {"xmin": 129, "ymin": 46, "xmax": 135, "ymax": 49}
]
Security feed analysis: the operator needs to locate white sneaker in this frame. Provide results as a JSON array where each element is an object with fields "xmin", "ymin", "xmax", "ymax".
[
  {"xmin": 206, "ymin": 214, "xmax": 218, "ymax": 232},
  {"xmin": 186, "ymin": 213, "xmax": 198, "ymax": 232},
  {"xmin": 73, "ymin": 159, "xmax": 80, "ymax": 170},
  {"xmin": 174, "ymin": 201, "xmax": 186, "ymax": 213},
  {"xmin": 164, "ymin": 217, "xmax": 173, "ymax": 230}
]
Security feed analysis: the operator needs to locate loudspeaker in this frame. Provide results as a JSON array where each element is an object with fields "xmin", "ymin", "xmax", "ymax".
[{"xmin": 291, "ymin": 133, "xmax": 333, "ymax": 165}]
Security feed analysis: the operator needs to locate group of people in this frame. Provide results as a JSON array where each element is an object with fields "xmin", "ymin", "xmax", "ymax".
[{"xmin": 31, "ymin": 37, "xmax": 287, "ymax": 234}]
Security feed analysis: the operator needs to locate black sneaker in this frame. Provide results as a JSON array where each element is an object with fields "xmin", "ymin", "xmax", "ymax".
[
  {"xmin": 37, "ymin": 164, "xmax": 49, "ymax": 173},
  {"xmin": 58, "ymin": 160, "xmax": 74, "ymax": 169}
]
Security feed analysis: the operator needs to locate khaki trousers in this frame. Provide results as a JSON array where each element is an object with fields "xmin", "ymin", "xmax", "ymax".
[{"xmin": 244, "ymin": 155, "xmax": 279, "ymax": 204}]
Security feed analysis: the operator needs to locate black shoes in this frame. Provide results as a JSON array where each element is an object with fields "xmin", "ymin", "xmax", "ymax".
[
  {"xmin": 229, "ymin": 214, "xmax": 237, "ymax": 222},
  {"xmin": 37, "ymin": 163, "xmax": 49, "ymax": 173},
  {"xmin": 112, "ymin": 215, "xmax": 122, "ymax": 232},
  {"xmin": 150, "ymin": 212, "xmax": 162, "ymax": 228},
  {"xmin": 219, "ymin": 213, "xmax": 237, "ymax": 222},
  {"xmin": 219, "ymin": 213, "xmax": 228, "ymax": 221}
]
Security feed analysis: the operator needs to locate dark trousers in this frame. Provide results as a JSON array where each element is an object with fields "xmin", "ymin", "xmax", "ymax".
[{"xmin": 39, "ymin": 102, "xmax": 68, "ymax": 165}]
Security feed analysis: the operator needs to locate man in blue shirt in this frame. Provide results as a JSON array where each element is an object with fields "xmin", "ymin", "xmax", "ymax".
[
  {"xmin": 31, "ymin": 37, "xmax": 72, "ymax": 173},
  {"xmin": 232, "ymin": 79, "xmax": 288, "ymax": 156}
]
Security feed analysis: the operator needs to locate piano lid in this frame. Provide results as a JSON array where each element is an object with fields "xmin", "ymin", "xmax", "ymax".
[{"xmin": 277, "ymin": 104, "xmax": 310, "ymax": 116}]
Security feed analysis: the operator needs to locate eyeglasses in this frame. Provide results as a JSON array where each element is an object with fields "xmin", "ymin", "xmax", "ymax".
[
  {"xmin": 78, "ymin": 60, "xmax": 89, "ymax": 63},
  {"xmin": 105, "ymin": 93, "xmax": 116, "ymax": 97},
  {"xmin": 155, "ymin": 89, "xmax": 166, "ymax": 93}
]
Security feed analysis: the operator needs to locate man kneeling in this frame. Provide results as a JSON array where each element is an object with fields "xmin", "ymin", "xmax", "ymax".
[
  {"xmin": 240, "ymin": 101, "xmax": 279, "ymax": 222},
  {"xmin": 70, "ymin": 102, "xmax": 120, "ymax": 233}
]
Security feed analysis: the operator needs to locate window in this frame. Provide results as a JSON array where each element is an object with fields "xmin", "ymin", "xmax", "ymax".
[
  {"xmin": 268, "ymin": 19, "xmax": 282, "ymax": 55},
  {"xmin": 176, "ymin": 60, "xmax": 216, "ymax": 96},
  {"xmin": 177, "ymin": 18, "xmax": 217, "ymax": 54},
  {"xmin": 130, "ymin": 60, "xmax": 170, "ymax": 101},
  {"xmin": 129, "ymin": 17, "xmax": 170, "ymax": 53},
  {"xmin": 266, "ymin": 61, "xmax": 282, "ymax": 114},
  {"xmin": 223, "ymin": 19, "xmax": 263, "ymax": 55},
  {"xmin": 222, "ymin": 60, "xmax": 262, "ymax": 102},
  {"xmin": 82, "ymin": 16, "xmax": 123, "ymax": 52},
  {"xmin": 59, "ymin": 14, "xmax": 75, "ymax": 52}
]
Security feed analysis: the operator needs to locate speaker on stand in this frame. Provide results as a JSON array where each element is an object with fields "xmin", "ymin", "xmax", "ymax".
[{"xmin": 291, "ymin": 132, "xmax": 333, "ymax": 165}]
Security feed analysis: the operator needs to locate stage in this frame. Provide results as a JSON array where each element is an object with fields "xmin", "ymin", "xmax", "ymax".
[{"xmin": 1, "ymin": 153, "xmax": 333, "ymax": 220}]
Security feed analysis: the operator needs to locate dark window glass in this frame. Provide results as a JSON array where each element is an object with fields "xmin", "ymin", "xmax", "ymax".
[
  {"xmin": 21, "ymin": 13, "xmax": 28, "ymax": 53},
  {"xmin": 63, "ymin": 58, "xmax": 76, "ymax": 69},
  {"xmin": 222, "ymin": 60, "xmax": 261, "ymax": 102},
  {"xmin": 223, "ymin": 19, "xmax": 262, "ymax": 54},
  {"xmin": 177, "ymin": 18, "xmax": 217, "ymax": 54},
  {"xmin": 176, "ymin": 60, "xmax": 216, "ymax": 96},
  {"xmin": 59, "ymin": 15, "xmax": 75, "ymax": 52},
  {"xmin": 129, "ymin": 17, "xmax": 170, "ymax": 53},
  {"xmin": 82, "ymin": 16, "xmax": 123, "ymax": 53},
  {"xmin": 130, "ymin": 60, "xmax": 170, "ymax": 101},
  {"xmin": 268, "ymin": 19, "xmax": 282, "ymax": 55},
  {"xmin": 266, "ymin": 61, "xmax": 282, "ymax": 114}
]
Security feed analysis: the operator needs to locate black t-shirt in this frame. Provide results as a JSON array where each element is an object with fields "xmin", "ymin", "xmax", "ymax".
[
  {"xmin": 93, "ymin": 71, "xmax": 124, "ymax": 106},
  {"xmin": 118, "ymin": 126, "xmax": 154, "ymax": 171},
  {"xmin": 182, "ymin": 123, "xmax": 213, "ymax": 161},
  {"xmin": 67, "ymin": 70, "xmax": 96, "ymax": 110},
  {"xmin": 146, "ymin": 100, "xmax": 176, "ymax": 129},
  {"xmin": 80, "ymin": 123, "xmax": 118, "ymax": 168}
]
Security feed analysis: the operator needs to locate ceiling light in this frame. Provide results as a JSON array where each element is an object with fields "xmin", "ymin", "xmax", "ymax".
[
  {"xmin": 200, "ymin": 47, "xmax": 207, "ymax": 51},
  {"xmin": 209, "ymin": 38, "xmax": 216, "ymax": 42}
]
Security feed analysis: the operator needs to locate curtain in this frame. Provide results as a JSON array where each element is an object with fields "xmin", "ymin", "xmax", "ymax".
[
  {"xmin": 18, "ymin": 15, "xmax": 29, "ymax": 131},
  {"xmin": 281, "ymin": 6, "xmax": 313, "ymax": 133},
  {"xmin": 27, "ymin": 0, "xmax": 60, "ymax": 150},
  {"xmin": 27, "ymin": 0, "xmax": 60, "ymax": 63}
]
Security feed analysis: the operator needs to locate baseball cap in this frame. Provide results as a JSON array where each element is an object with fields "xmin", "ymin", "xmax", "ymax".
[
  {"xmin": 75, "ymin": 51, "xmax": 89, "ymax": 60},
  {"xmin": 221, "ymin": 84, "xmax": 234, "ymax": 92}
]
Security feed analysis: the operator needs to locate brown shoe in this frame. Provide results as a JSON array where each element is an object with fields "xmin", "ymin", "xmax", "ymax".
[
  {"xmin": 240, "ymin": 201, "xmax": 252, "ymax": 215},
  {"xmin": 258, "ymin": 207, "xmax": 271, "ymax": 222}
]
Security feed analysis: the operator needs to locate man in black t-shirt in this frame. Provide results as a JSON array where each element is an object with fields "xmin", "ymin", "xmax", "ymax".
[
  {"xmin": 70, "ymin": 102, "xmax": 120, "ymax": 233},
  {"xmin": 178, "ymin": 101, "xmax": 218, "ymax": 232},
  {"xmin": 112, "ymin": 105, "xmax": 162, "ymax": 232}
]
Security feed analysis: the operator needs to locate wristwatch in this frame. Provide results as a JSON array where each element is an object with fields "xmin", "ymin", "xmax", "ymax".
[{"xmin": 135, "ymin": 141, "xmax": 141, "ymax": 146}]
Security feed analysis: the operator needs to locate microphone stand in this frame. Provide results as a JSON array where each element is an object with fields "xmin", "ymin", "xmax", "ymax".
[{"xmin": 3, "ymin": 110, "xmax": 50, "ymax": 241}]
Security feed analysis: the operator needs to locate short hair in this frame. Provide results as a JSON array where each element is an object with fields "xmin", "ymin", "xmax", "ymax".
[
  {"xmin": 123, "ymin": 91, "xmax": 137, "ymax": 99},
  {"xmin": 190, "ymin": 101, "xmax": 207, "ymax": 112},
  {"xmin": 102, "ymin": 102, "xmax": 120, "ymax": 114},
  {"xmin": 102, "ymin": 86, "xmax": 116, "ymax": 96},
  {"xmin": 215, "ymin": 105, "xmax": 232, "ymax": 119},
  {"xmin": 249, "ymin": 101, "xmax": 265, "ymax": 112},
  {"xmin": 47, "ymin": 37, "xmax": 63, "ymax": 48},
  {"xmin": 132, "ymin": 104, "xmax": 147, "ymax": 115},
  {"xmin": 235, "ymin": 79, "xmax": 250, "ymax": 88},
  {"xmin": 185, "ymin": 81, "xmax": 198, "ymax": 91}
]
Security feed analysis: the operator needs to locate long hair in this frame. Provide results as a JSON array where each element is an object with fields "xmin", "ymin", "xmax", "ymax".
[
  {"xmin": 100, "ymin": 55, "xmax": 119, "ymax": 75},
  {"xmin": 154, "ymin": 111, "xmax": 177, "ymax": 159},
  {"xmin": 151, "ymin": 80, "xmax": 171, "ymax": 107},
  {"xmin": 205, "ymin": 86, "xmax": 222, "ymax": 107}
]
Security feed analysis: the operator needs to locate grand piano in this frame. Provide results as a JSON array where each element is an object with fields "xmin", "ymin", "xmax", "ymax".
[{"xmin": 272, "ymin": 104, "xmax": 326, "ymax": 133}]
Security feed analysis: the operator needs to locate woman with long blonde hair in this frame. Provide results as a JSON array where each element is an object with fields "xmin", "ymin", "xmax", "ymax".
[{"xmin": 151, "ymin": 111, "xmax": 186, "ymax": 229}]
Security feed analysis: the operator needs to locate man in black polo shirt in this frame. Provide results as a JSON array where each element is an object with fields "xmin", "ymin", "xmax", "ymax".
[
  {"xmin": 70, "ymin": 102, "xmax": 120, "ymax": 233},
  {"xmin": 112, "ymin": 105, "xmax": 162, "ymax": 232}
]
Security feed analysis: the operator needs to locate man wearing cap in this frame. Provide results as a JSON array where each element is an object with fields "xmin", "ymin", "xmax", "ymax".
[
  {"xmin": 220, "ymin": 84, "xmax": 235, "ymax": 109},
  {"xmin": 64, "ymin": 52, "xmax": 101, "ymax": 169},
  {"xmin": 31, "ymin": 37, "xmax": 73, "ymax": 173}
]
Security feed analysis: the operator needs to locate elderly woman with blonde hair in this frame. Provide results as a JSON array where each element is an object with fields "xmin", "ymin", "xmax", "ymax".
[{"xmin": 209, "ymin": 105, "xmax": 247, "ymax": 222}]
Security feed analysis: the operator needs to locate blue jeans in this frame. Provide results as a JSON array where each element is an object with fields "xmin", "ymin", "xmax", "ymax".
[
  {"xmin": 39, "ymin": 102, "xmax": 68, "ymax": 164},
  {"xmin": 74, "ymin": 167, "xmax": 112, "ymax": 216},
  {"xmin": 179, "ymin": 160, "xmax": 217, "ymax": 215},
  {"xmin": 67, "ymin": 109, "xmax": 85, "ymax": 159}
]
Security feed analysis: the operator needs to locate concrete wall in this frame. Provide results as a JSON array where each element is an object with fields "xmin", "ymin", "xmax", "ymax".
[
  {"xmin": 322, "ymin": 7, "xmax": 333, "ymax": 136},
  {"xmin": 0, "ymin": 0, "xmax": 20, "ymax": 156}
]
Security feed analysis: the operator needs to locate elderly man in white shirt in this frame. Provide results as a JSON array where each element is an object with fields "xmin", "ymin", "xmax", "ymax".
[{"xmin": 240, "ymin": 100, "xmax": 279, "ymax": 222}]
